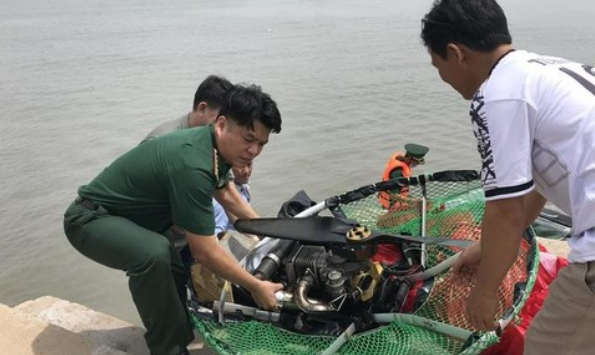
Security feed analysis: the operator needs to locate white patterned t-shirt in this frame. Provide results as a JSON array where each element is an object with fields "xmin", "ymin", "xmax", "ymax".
[{"xmin": 471, "ymin": 50, "xmax": 595, "ymax": 262}]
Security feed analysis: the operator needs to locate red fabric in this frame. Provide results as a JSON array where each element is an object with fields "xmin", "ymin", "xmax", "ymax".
[
  {"xmin": 371, "ymin": 244, "xmax": 425, "ymax": 313},
  {"xmin": 369, "ymin": 238, "xmax": 570, "ymax": 355},
  {"xmin": 481, "ymin": 243, "xmax": 569, "ymax": 355},
  {"xmin": 401, "ymin": 279, "xmax": 424, "ymax": 313},
  {"xmin": 371, "ymin": 244, "xmax": 403, "ymax": 264}
]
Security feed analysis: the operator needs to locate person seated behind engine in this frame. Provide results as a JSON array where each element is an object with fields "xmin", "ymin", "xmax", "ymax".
[
  {"xmin": 213, "ymin": 162, "xmax": 254, "ymax": 237},
  {"xmin": 378, "ymin": 143, "xmax": 429, "ymax": 210}
]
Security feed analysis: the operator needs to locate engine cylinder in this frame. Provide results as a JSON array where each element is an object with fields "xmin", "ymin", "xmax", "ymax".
[{"xmin": 285, "ymin": 245, "xmax": 327, "ymax": 285}]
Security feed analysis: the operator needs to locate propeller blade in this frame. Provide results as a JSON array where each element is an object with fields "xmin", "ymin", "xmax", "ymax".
[{"xmin": 235, "ymin": 217, "xmax": 471, "ymax": 248}]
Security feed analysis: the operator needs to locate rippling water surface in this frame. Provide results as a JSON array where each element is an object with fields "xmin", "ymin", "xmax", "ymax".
[{"xmin": 1, "ymin": 0, "xmax": 594, "ymax": 323}]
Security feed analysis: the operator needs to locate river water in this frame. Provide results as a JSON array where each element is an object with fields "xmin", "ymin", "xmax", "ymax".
[{"xmin": 1, "ymin": 0, "xmax": 594, "ymax": 324}]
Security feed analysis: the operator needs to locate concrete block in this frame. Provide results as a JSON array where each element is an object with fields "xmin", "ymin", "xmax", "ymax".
[
  {"xmin": 15, "ymin": 296, "xmax": 215, "ymax": 355},
  {"xmin": 0, "ymin": 302, "xmax": 126, "ymax": 355},
  {"xmin": 16, "ymin": 296, "xmax": 148, "ymax": 355}
]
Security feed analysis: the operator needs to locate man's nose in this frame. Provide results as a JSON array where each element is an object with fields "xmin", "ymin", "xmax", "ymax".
[{"xmin": 247, "ymin": 143, "xmax": 260, "ymax": 156}]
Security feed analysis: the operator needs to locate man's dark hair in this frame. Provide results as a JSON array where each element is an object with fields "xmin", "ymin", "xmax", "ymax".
[
  {"xmin": 193, "ymin": 75, "xmax": 234, "ymax": 111},
  {"xmin": 219, "ymin": 84, "xmax": 282, "ymax": 133},
  {"xmin": 421, "ymin": 0, "xmax": 512, "ymax": 59}
]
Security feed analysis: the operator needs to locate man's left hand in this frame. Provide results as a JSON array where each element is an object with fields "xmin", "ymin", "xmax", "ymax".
[{"xmin": 465, "ymin": 286, "xmax": 499, "ymax": 332}]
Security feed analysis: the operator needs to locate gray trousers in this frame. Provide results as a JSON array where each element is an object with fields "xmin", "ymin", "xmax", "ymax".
[
  {"xmin": 524, "ymin": 260, "xmax": 595, "ymax": 355},
  {"xmin": 63, "ymin": 200, "xmax": 194, "ymax": 355}
]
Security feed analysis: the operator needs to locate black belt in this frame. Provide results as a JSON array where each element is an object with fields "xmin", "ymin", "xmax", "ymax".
[{"xmin": 75, "ymin": 196, "xmax": 99, "ymax": 210}]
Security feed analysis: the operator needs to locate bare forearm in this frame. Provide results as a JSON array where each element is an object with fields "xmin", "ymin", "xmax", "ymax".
[
  {"xmin": 215, "ymin": 185, "xmax": 259, "ymax": 219},
  {"xmin": 523, "ymin": 189, "xmax": 546, "ymax": 228},
  {"xmin": 475, "ymin": 199, "xmax": 525, "ymax": 293},
  {"xmin": 226, "ymin": 199, "xmax": 258, "ymax": 220},
  {"xmin": 225, "ymin": 211, "xmax": 239, "ymax": 225}
]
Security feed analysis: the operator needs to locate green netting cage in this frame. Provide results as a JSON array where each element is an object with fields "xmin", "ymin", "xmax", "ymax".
[{"xmin": 190, "ymin": 170, "xmax": 539, "ymax": 355}]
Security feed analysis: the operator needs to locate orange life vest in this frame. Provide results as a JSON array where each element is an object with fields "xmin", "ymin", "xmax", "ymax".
[{"xmin": 378, "ymin": 152, "xmax": 413, "ymax": 209}]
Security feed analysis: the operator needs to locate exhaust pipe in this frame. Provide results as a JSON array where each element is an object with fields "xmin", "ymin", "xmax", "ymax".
[{"xmin": 294, "ymin": 274, "xmax": 335, "ymax": 312}]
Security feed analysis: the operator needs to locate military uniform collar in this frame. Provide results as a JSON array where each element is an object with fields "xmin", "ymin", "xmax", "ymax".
[{"xmin": 209, "ymin": 124, "xmax": 231, "ymax": 184}]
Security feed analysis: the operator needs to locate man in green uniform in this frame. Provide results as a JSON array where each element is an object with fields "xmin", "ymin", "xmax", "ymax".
[
  {"xmin": 63, "ymin": 84, "xmax": 283, "ymax": 355},
  {"xmin": 141, "ymin": 74, "xmax": 235, "ymax": 251},
  {"xmin": 378, "ymin": 143, "xmax": 429, "ymax": 209}
]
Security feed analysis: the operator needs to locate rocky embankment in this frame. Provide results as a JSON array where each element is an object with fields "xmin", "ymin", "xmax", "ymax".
[{"xmin": 0, "ymin": 296, "xmax": 213, "ymax": 355}]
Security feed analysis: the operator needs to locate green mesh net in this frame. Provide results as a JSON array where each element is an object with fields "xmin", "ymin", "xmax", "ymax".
[{"xmin": 191, "ymin": 172, "xmax": 539, "ymax": 355}]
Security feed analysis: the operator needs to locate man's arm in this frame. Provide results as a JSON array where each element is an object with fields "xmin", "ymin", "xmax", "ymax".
[
  {"xmin": 451, "ymin": 190, "xmax": 546, "ymax": 279},
  {"xmin": 214, "ymin": 183, "xmax": 258, "ymax": 220},
  {"xmin": 476, "ymin": 190, "xmax": 546, "ymax": 292},
  {"xmin": 186, "ymin": 231, "xmax": 282, "ymax": 309},
  {"xmin": 466, "ymin": 195, "xmax": 526, "ymax": 331},
  {"xmin": 523, "ymin": 189, "xmax": 547, "ymax": 228}
]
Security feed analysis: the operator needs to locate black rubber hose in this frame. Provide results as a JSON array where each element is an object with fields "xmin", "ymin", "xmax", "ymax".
[{"xmin": 253, "ymin": 239, "xmax": 296, "ymax": 280}]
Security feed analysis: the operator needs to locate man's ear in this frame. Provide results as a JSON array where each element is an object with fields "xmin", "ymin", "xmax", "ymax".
[
  {"xmin": 214, "ymin": 115, "xmax": 227, "ymax": 135},
  {"xmin": 446, "ymin": 43, "xmax": 466, "ymax": 65},
  {"xmin": 195, "ymin": 101, "xmax": 209, "ymax": 114}
]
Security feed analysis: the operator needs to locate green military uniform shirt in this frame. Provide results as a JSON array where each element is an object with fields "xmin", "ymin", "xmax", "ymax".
[{"xmin": 78, "ymin": 125, "xmax": 230, "ymax": 236}]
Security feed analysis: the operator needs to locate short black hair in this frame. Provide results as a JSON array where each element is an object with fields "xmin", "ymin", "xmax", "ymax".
[
  {"xmin": 219, "ymin": 84, "xmax": 282, "ymax": 134},
  {"xmin": 193, "ymin": 75, "xmax": 234, "ymax": 111},
  {"xmin": 421, "ymin": 0, "xmax": 512, "ymax": 59}
]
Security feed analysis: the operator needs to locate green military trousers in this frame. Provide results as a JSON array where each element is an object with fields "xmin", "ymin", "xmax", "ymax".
[{"xmin": 63, "ymin": 199, "xmax": 194, "ymax": 355}]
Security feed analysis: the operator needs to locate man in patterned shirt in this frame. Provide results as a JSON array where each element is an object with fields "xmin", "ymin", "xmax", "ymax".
[{"xmin": 421, "ymin": 0, "xmax": 595, "ymax": 354}]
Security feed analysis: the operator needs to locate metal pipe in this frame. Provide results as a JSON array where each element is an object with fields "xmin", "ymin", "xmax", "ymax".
[
  {"xmin": 320, "ymin": 323, "xmax": 356, "ymax": 355},
  {"xmin": 373, "ymin": 313, "xmax": 472, "ymax": 340},
  {"xmin": 404, "ymin": 252, "xmax": 460, "ymax": 282},
  {"xmin": 294, "ymin": 274, "xmax": 335, "ymax": 312},
  {"xmin": 294, "ymin": 201, "xmax": 328, "ymax": 218},
  {"xmin": 213, "ymin": 301, "xmax": 281, "ymax": 322},
  {"xmin": 420, "ymin": 177, "xmax": 428, "ymax": 267}
]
